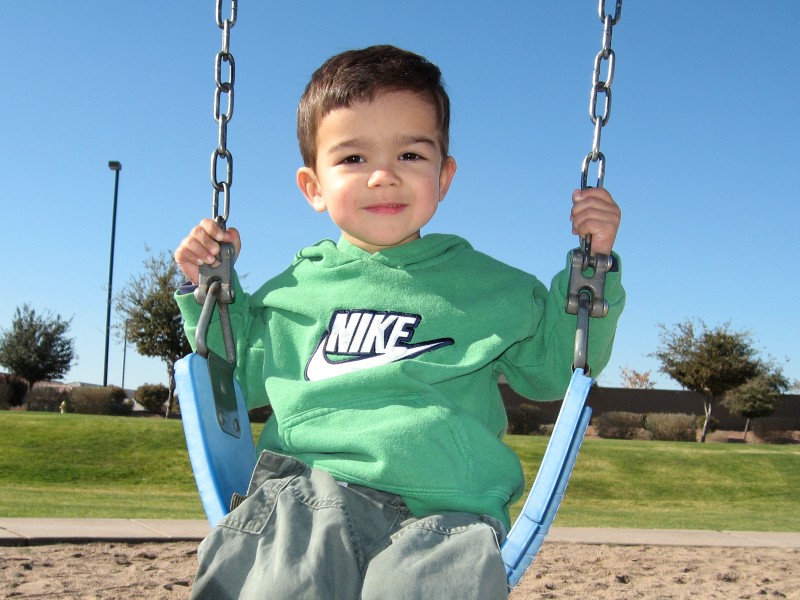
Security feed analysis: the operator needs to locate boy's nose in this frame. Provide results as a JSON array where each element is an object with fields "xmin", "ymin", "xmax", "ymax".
[{"xmin": 367, "ymin": 167, "xmax": 400, "ymax": 187}]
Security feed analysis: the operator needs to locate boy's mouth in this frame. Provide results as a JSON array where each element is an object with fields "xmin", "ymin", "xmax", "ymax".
[{"xmin": 364, "ymin": 203, "xmax": 407, "ymax": 215}]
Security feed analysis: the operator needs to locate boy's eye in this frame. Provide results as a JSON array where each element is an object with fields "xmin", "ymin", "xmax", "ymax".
[
  {"xmin": 340, "ymin": 155, "xmax": 364, "ymax": 165},
  {"xmin": 400, "ymin": 152, "xmax": 423, "ymax": 161}
]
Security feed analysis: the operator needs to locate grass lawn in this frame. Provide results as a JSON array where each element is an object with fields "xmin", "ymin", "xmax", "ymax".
[
  {"xmin": 1, "ymin": 412, "xmax": 798, "ymax": 531},
  {"xmin": 0, "ymin": 412, "xmax": 207, "ymax": 519},
  {"xmin": 506, "ymin": 435, "xmax": 800, "ymax": 531}
]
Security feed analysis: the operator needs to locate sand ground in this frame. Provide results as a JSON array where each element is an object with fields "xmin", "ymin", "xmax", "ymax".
[{"xmin": 2, "ymin": 540, "xmax": 797, "ymax": 599}]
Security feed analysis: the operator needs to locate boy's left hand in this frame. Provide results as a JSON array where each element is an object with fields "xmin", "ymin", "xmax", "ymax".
[{"xmin": 570, "ymin": 187, "xmax": 621, "ymax": 256}]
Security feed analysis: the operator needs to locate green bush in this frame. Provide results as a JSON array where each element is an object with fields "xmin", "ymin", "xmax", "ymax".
[
  {"xmin": 506, "ymin": 404, "xmax": 544, "ymax": 435},
  {"xmin": 696, "ymin": 414, "xmax": 719, "ymax": 434},
  {"xmin": 26, "ymin": 386, "xmax": 70, "ymax": 412},
  {"xmin": 109, "ymin": 397, "xmax": 134, "ymax": 416},
  {"xmin": 69, "ymin": 386, "xmax": 130, "ymax": 415},
  {"xmin": 645, "ymin": 413, "xmax": 697, "ymax": 442},
  {"xmin": 752, "ymin": 417, "xmax": 797, "ymax": 444},
  {"xmin": 0, "ymin": 374, "xmax": 28, "ymax": 408},
  {"xmin": 594, "ymin": 411, "xmax": 643, "ymax": 440},
  {"xmin": 136, "ymin": 384, "xmax": 169, "ymax": 414}
]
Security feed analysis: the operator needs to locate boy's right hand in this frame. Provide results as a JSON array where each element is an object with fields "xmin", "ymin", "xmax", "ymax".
[{"xmin": 174, "ymin": 218, "xmax": 241, "ymax": 285}]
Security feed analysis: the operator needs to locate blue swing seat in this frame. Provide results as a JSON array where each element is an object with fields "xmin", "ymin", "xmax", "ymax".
[
  {"xmin": 176, "ymin": 354, "xmax": 592, "ymax": 589},
  {"xmin": 176, "ymin": 353, "xmax": 256, "ymax": 528},
  {"xmin": 500, "ymin": 368, "xmax": 592, "ymax": 587}
]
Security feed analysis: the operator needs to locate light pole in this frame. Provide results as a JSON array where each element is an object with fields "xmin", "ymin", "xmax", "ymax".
[
  {"xmin": 103, "ymin": 161, "xmax": 122, "ymax": 387},
  {"xmin": 121, "ymin": 322, "xmax": 128, "ymax": 390}
]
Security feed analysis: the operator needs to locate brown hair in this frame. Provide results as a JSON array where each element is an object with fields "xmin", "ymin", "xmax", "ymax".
[{"xmin": 297, "ymin": 45, "xmax": 451, "ymax": 167}]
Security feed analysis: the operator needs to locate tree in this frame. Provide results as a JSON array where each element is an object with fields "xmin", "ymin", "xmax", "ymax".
[
  {"xmin": 0, "ymin": 304, "xmax": 76, "ymax": 400},
  {"xmin": 619, "ymin": 366, "xmax": 656, "ymax": 389},
  {"xmin": 652, "ymin": 320, "xmax": 761, "ymax": 442},
  {"xmin": 135, "ymin": 383, "xmax": 170, "ymax": 414},
  {"xmin": 723, "ymin": 367, "xmax": 788, "ymax": 440},
  {"xmin": 115, "ymin": 249, "xmax": 191, "ymax": 417}
]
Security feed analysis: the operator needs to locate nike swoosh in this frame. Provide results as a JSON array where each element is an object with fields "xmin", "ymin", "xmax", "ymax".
[{"xmin": 305, "ymin": 338, "xmax": 453, "ymax": 381}]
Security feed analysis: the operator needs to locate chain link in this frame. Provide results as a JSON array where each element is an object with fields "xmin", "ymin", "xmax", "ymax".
[
  {"xmin": 568, "ymin": 0, "xmax": 621, "ymax": 374},
  {"xmin": 580, "ymin": 0, "xmax": 621, "ymax": 190},
  {"xmin": 210, "ymin": 0, "xmax": 237, "ymax": 227},
  {"xmin": 193, "ymin": 0, "xmax": 239, "ymax": 361}
]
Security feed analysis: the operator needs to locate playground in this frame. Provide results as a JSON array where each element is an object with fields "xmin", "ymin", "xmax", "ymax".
[{"xmin": 3, "ymin": 535, "xmax": 798, "ymax": 599}]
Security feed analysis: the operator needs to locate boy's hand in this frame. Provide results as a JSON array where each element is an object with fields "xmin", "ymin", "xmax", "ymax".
[
  {"xmin": 570, "ymin": 187, "xmax": 621, "ymax": 256},
  {"xmin": 174, "ymin": 218, "xmax": 241, "ymax": 285}
]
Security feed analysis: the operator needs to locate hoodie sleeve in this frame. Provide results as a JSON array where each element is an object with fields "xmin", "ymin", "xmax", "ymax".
[
  {"xmin": 174, "ymin": 272, "xmax": 271, "ymax": 408},
  {"xmin": 495, "ymin": 252, "xmax": 625, "ymax": 400}
]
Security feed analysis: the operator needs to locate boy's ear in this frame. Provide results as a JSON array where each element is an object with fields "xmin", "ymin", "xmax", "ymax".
[
  {"xmin": 438, "ymin": 156, "xmax": 458, "ymax": 201},
  {"xmin": 297, "ymin": 167, "xmax": 327, "ymax": 213}
]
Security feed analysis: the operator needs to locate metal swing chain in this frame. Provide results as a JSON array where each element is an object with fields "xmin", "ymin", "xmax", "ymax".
[
  {"xmin": 189, "ymin": 0, "xmax": 242, "ymax": 440},
  {"xmin": 580, "ymin": 0, "xmax": 620, "ymax": 192},
  {"xmin": 211, "ymin": 0, "xmax": 237, "ymax": 228},
  {"xmin": 566, "ymin": 0, "xmax": 621, "ymax": 374},
  {"xmin": 195, "ymin": 0, "xmax": 238, "ymax": 370}
]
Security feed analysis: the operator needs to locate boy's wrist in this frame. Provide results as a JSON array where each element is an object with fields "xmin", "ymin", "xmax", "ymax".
[{"xmin": 178, "ymin": 282, "xmax": 198, "ymax": 295}]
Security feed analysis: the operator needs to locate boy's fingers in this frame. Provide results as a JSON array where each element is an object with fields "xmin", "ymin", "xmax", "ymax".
[
  {"xmin": 225, "ymin": 227, "xmax": 242, "ymax": 259},
  {"xmin": 572, "ymin": 187, "xmax": 614, "ymax": 204},
  {"xmin": 193, "ymin": 223, "xmax": 223, "ymax": 252},
  {"xmin": 173, "ymin": 245, "xmax": 200, "ymax": 284},
  {"xmin": 571, "ymin": 189, "xmax": 620, "ymax": 223},
  {"xmin": 178, "ymin": 235, "xmax": 217, "ymax": 265},
  {"xmin": 570, "ymin": 188, "xmax": 620, "ymax": 255},
  {"xmin": 174, "ymin": 219, "xmax": 241, "ymax": 285},
  {"xmin": 572, "ymin": 203, "xmax": 620, "ymax": 226},
  {"xmin": 198, "ymin": 218, "xmax": 226, "ymax": 241}
]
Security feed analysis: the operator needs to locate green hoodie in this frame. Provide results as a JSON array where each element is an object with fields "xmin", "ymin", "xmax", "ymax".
[{"xmin": 176, "ymin": 234, "xmax": 624, "ymax": 528}]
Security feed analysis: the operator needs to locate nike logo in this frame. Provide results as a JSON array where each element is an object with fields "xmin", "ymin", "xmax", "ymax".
[{"xmin": 305, "ymin": 310, "xmax": 454, "ymax": 381}]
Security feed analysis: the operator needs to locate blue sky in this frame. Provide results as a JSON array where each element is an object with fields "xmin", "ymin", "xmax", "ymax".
[{"xmin": 3, "ymin": 1, "xmax": 798, "ymax": 391}]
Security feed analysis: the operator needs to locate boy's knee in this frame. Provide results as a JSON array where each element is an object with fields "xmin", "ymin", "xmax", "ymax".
[{"xmin": 362, "ymin": 513, "xmax": 508, "ymax": 600}]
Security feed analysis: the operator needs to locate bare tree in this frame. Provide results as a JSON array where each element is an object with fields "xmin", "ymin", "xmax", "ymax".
[{"xmin": 619, "ymin": 366, "xmax": 656, "ymax": 389}]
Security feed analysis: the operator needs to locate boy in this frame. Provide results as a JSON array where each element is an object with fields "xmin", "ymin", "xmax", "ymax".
[{"xmin": 175, "ymin": 45, "xmax": 623, "ymax": 599}]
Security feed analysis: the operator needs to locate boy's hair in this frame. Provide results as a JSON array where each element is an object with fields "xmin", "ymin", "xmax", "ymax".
[{"xmin": 297, "ymin": 45, "xmax": 451, "ymax": 168}]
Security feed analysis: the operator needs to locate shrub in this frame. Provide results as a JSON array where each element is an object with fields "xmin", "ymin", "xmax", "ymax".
[
  {"xmin": 752, "ymin": 417, "xmax": 797, "ymax": 445},
  {"xmin": 69, "ymin": 386, "xmax": 130, "ymax": 415},
  {"xmin": 644, "ymin": 413, "xmax": 697, "ymax": 442},
  {"xmin": 0, "ymin": 373, "xmax": 28, "ymax": 408},
  {"xmin": 26, "ymin": 386, "xmax": 70, "ymax": 412},
  {"xmin": 696, "ymin": 414, "xmax": 718, "ymax": 434},
  {"xmin": 506, "ymin": 404, "xmax": 545, "ymax": 435},
  {"xmin": 594, "ymin": 411, "xmax": 643, "ymax": 440},
  {"xmin": 136, "ymin": 384, "xmax": 169, "ymax": 414},
  {"xmin": 109, "ymin": 397, "xmax": 134, "ymax": 416}
]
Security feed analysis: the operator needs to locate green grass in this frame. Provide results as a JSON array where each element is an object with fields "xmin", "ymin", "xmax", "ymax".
[
  {"xmin": 1, "ymin": 412, "xmax": 798, "ymax": 531},
  {"xmin": 507, "ymin": 435, "xmax": 800, "ymax": 531},
  {"xmin": 0, "ymin": 412, "xmax": 210, "ymax": 519}
]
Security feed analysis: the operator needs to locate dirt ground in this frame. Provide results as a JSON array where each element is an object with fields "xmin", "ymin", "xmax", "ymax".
[{"xmin": 1, "ymin": 540, "xmax": 797, "ymax": 599}]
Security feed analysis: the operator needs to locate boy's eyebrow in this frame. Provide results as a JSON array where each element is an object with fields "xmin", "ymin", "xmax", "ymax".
[
  {"xmin": 326, "ymin": 135, "xmax": 438, "ymax": 156},
  {"xmin": 326, "ymin": 138, "xmax": 372, "ymax": 156},
  {"xmin": 395, "ymin": 135, "xmax": 437, "ymax": 148}
]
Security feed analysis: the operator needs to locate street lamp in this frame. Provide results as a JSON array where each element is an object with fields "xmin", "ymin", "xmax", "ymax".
[
  {"xmin": 103, "ymin": 161, "xmax": 122, "ymax": 387},
  {"xmin": 121, "ymin": 322, "xmax": 128, "ymax": 390}
]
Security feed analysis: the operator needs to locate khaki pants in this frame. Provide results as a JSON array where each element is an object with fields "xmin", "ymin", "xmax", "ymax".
[{"xmin": 191, "ymin": 450, "xmax": 509, "ymax": 600}]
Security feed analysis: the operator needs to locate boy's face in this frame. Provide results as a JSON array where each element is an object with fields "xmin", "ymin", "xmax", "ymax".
[{"xmin": 297, "ymin": 90, "xmax": 457, "ymax": 254}]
